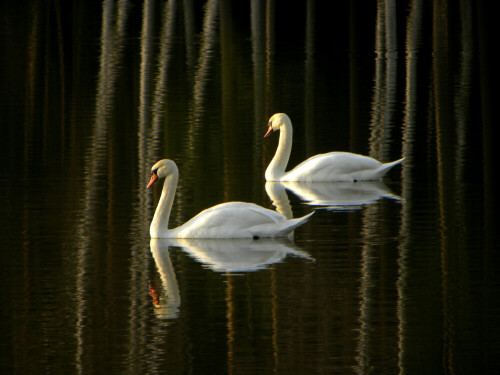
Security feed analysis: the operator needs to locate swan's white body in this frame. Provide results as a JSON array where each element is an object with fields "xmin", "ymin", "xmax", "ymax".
[
  {"xmin": 264, "ymin": 113, "xmax": 404, "ymax": 182},
  {"xmin": 148, "ymin": 159, "xmax": 313, "ymax": 239}
]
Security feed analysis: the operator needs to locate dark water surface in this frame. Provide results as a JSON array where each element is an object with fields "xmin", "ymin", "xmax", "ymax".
[{"xmin": 1, "ymin": 0, "xmax": 498, "ymax": 374}]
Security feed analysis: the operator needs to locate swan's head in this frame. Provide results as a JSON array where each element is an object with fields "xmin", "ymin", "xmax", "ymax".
[
  {"xmin": 147, "ymin": 159, "xmax": 178, "ymax": 188},
  {"xmin": 264, "ymin": 113, "xmax": 291, "ymax": 137}
]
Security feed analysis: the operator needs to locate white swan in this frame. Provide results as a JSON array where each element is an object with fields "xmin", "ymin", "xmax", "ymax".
[
  {"xmin": 264, "ymin": 113, "xmax": 404, "ymax": 182},
  {"xmin": 147, "ymin": 159, "xmax": 314, "ymax": 238}
]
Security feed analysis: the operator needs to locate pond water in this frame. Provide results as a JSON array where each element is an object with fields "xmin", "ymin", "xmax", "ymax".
[{"xmin": 1, "ymin": 0, "xmax": 498, "ymax": 374}]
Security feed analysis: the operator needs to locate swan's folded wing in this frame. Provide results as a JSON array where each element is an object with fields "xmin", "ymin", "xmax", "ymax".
[
  {"xmin": 284, "ymin": 152, "xmax": 383, "ymax": 181},
  {"xmin": 171, "ymin": 202, "xmax": 287, "ymax": 238}
]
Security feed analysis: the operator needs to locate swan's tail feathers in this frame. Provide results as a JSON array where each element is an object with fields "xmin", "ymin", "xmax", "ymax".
[
  {"xmin": 276, "ymin": 211, "xmax": 315, "ymax": 236},
  {"xmin": 291, "ymin": 211, "xmax": 315, "ymax": 227},
  {"xmin": 376, "ymin": 157, "xmax": 405, "ymax": 177},
  {"xmin": 250, "ymin": 211, "xmax": 315, "ymax": 238}
]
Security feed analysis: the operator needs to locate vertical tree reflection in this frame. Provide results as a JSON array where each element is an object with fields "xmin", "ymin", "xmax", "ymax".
[
  {"xmin": 304, "ymin": 0, "xmax": 315, "ymax": 156},
  {"xmin": 251, "ymin": 0, "xmax": 266, "ymax": 199},
  {"xmin": 185, "ymin": 0, "xmax": 218, "ymax": 196},
  {"xmin": 369, "ymin": 0, "xmax": 398, "ymax": 161},
  {"xmin": 75, "ymin": 1, "xmax": 130, "ymax": 373},
  {"xmin": 398, "ymin": 0, "xmax": 422, "ymax": 372},
  {"xmin": 356, "ymin": 0, "xmax": 400, "ymax": 372},
  {"xmin": 127, "ymin": 0, "xmax": 157, "ymax": 372}
]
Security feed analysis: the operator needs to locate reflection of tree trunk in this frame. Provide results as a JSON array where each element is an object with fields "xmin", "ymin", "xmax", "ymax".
[
  {"xmin": 251, "ymin": 0, "xmax": 266, "ymax": 200},
  {"xmin": 151, "ymin": 0, "xmax": 177, "ymax": 149},
  {"xmin": 128, "ymin": 0, "xmax": 159, "ymax": 370},
  {"xmin": 433, "ymin": 1, "xmax": 458, "ymax": 371},
  {"xmin": 355, "ymin": 207, "xmax": 377, "ymax": 374},
  {"xmin": 186, "ymin": 0, "xmax": 218, "ymax": 175},
  {"xmin": 454, "ymin": 0, "xmax": 472, "ymax": 185},
  {"xmin": 398, "ymin": 1, "xmax": 423, "ymax": 371},
  {"xmin": 348, "ymin": 1, "xmax": 360, "ymax": 153},
  {"xmin": 370, "ymin": 0, "xmax": 385, "ymax": 159},
  {"xmin": 263, "ymin": 0, "xmax": 275, "ymax": 193},
  {"xmin": 357, "ymin": 203, "xmax": 400, "ymax": 372},
  {"xmin": 76, "ymin": 1, "xmax": 130, "ymax": 372},
  {"xmin": 361, "ymin": 3, "xmax": 402, "ymax": 355},
  {"xmin": 265, "ymin": 0, "xmax": 275, "ymax": 114},
  {"xmin": 191, "ymin": 0, "xmax": 218, "ymax": 122},
  {"xmin": 183, "ymin": 0, "xmax": 196, "ymax": 68},
  {"xmin": 304, "ymin": 0, "xmax": 315, "ymax": 156},
  {"xmin": 382, "ymin": 0, "xmax": 398, "ymax": 160},
  {"xmin": 369, "ymin": 0, "xmax": 397, "ymax": 161},
  {"xmin": 220, "ymin": 0, "xmax": 238, "ymax": 201},
  {"xmin": 401, "ymin": 0, "xmax": 421, "ymax": 171},
  {"xmin": 225, "ymin": 276, "xmax": 235, "ymax": 374},
  {"xmin": 138, "ymin": 0, "xmax": 155, "ymax": 177},
  {"xmin": 135, "ymin": 0, "xmax": 177, "ymax": 310}
]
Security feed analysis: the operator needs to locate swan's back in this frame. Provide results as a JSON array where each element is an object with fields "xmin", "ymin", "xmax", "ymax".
[
  {"xmin": 167, "ymin": 202, "xmax": 308, "ymax": 239},
  {"xmin": 283, "ymin": 152, "xmax": 402, "ymax": 182}
]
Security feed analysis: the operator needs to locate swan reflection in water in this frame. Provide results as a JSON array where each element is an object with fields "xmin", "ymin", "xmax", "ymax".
[
  {"xmin": 266, "ymin": 180, "xmax": 401, "ymax": 211},
  {"xmin": 150, "ymin": 239, "xmax": 181, "ymax": 320},
  {"xmin": 163, "ymin": 238, "xmax": 313, "ymax": 273},
  {"xmin": 149, "ymin": 238, "xmax": 312, "ymax": 317}
]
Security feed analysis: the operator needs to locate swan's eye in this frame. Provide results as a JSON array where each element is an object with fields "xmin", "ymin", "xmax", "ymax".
[{"xmin": 147, "ymin": 169, "xmax": 159, "ymax": 188}]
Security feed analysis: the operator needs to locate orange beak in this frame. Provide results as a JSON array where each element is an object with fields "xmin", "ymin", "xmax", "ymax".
[
  {"xmin": 264, "ymin": 124, "xmax": 273, "ymax": 137},
  {"xmin": 147, "ymin": 172, "xmax": 158, "ymax": 189}
]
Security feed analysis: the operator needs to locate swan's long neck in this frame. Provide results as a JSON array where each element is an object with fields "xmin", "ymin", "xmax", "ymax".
[
  {"xmin": 150, "ymin": 169, "xmax": 178, "ymax": 238},
  {"xmin": 265, "ymin": 119, "xmax": 293, "ymax": 181}
]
